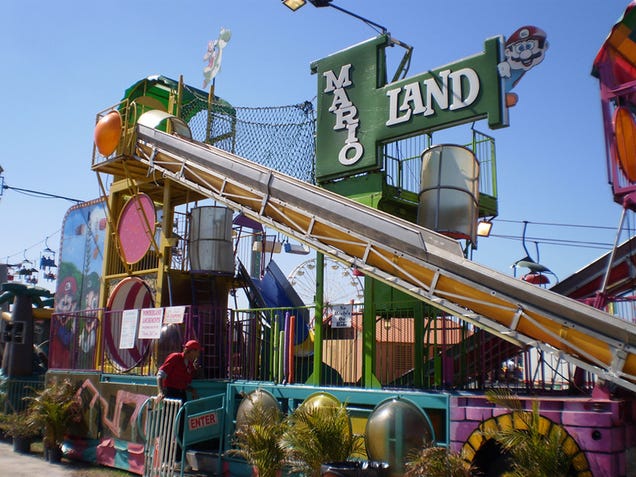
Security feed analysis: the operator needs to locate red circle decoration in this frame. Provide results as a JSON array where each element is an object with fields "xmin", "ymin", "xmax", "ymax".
[
  {"xmin": 104, "ymin": 277, "xmax": 154, "ymax": 371},
  {"xmin": 107, "ymin": 276, "xmax": 154, "ymax": 310},
  {"xmin": 613, "ymin": 106, "xmax": 636, "ymax": 183},
  {"xmin": 117, "ymin": 193, "xmax": 156, "ymax": 264}
]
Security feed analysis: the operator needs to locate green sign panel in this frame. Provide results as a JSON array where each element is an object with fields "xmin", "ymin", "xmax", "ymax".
[{"xmin": 311, "ymin": 34, "xmax": 508, "ymax": 182}]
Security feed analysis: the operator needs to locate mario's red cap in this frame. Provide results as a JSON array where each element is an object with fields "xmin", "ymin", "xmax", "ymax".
[
  {"xmin": 506, "ymin": 25, "xmax": 547, "ymax": 47},
  {"xmin": 184, "ymin": 339, "xmax": 202, "ymax": 351}
]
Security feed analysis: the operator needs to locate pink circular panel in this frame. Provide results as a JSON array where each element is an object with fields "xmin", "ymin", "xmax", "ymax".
[{"xmin": 117, "ymin": 193, "xmax": 156, "ymax": 264}]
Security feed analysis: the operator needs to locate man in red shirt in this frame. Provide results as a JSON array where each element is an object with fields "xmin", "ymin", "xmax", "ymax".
[{"xmin": 156, "ymin": 339, "xmax": 202, "ymax": 402}]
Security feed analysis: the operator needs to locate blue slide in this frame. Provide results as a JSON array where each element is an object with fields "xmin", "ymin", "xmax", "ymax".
[{"xmin": 250, "ymin": 260, "xmax": 311, "ymax": 351}]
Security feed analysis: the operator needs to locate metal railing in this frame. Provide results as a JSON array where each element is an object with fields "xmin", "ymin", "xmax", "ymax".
[
  {"xmin": 0, "ymin": 376, "xmax": 45, "ymax": 413},
  {"xmin": 382, "ymin": 128, "xmax": 497, "ymax": 213},
  {"xmin": 49, "ymin": 301, "xmax": 596, "ymax": 394},
  {"xmin": 142, "ymin": 397, "xmax": 182, "ymax": 477}
]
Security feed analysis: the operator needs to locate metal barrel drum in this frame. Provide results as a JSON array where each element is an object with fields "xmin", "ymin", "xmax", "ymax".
[
  {"xmin": 189, "ymin": 206, "xmax": 234, "ymax": 274},
  {"xmin": 417, "ymin": 144, "xmax": 479, "ymax": 245}
]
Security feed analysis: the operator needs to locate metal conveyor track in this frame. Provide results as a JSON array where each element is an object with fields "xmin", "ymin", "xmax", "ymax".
[{"xmin": 127, "ymin": 124, "xmax": 636, "ymax": 392}]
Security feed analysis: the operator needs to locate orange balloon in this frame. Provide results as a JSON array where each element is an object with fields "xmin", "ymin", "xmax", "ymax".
[
  {"xmin": 613, "ymin": 106, "xmax": 636, "ymax": 183},
  {"xmin": 94, "ymin": 110, "xmax": 122, "ymax": 156}
]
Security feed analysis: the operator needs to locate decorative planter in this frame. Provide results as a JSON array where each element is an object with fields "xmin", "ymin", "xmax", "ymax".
[
  {"xmin": 320, "ymin": 461, "xmax": 390, "ymax": 477},
  {"xmin": 12, "ymin": 437, "xmax": 32, "ymax": 454},
  {"xmin": 252, "ymin": 466, "xmax": 283, "ymax": 477},
  {"xmin": 45, "ymin": 445, "xmax": 63, "ymax": 463}
]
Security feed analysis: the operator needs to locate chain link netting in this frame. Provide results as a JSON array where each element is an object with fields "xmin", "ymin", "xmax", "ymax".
[{"xmin": 180, "ymin": 84, "xmax": 316, "ymax": 184}]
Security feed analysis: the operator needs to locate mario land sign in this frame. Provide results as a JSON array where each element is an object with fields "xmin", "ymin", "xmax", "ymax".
[{"xmin": 312, "ymin": 30, "xmax": 546, "ymax": 182}]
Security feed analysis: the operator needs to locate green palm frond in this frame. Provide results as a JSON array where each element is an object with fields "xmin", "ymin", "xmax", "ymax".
[
  {"xmin": 24, "ymin": 378, "xmax": 82, "ymax": 449},
  {"xmin": 404, "ymin": 443, "xmax": 473, "ymax": 477},
  {"xmin": 485, "ymin": 389, "xmax": 523, "ymax": 413},
  {"xmin": 484, "ymin": 390, "xmax": 573, "ymax": 477},
  {"xmin": 282, "ymin": 403, "xmax": 364, "ymax": 477},
  {"xmin": 0, "ymin": 411, "xmax": 40, "ymax": 439},
  {"xmin": 227, "ymin": 399, "xmax": 287, "ymax": 477}
]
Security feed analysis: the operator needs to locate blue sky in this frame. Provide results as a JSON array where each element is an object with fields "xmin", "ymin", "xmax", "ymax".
[{"xmin": 0, "ymin": 0, "xmax": 632, "ymax": 292}]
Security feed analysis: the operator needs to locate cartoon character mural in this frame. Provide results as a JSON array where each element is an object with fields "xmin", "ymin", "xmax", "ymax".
[
  {"xmin": 56, "ymin": 275, "xmax": 79, "ymax": 313},
  {"xmin": 51, "ymin": 199, "xmax": 107, "ymax": 368},
  {"xmin": 50, "ymin": 276, "xmax": 78, "ymax": 368},
  {"xmin": 498, "ymin": 25, "xmax": 549, "ymax": 93},
  {"xmin": 55, "ymin": 199, "xmax": 107, "ymax": 315}
]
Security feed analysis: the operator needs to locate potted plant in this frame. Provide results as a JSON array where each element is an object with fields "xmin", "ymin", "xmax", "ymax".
[
  {"xmin": 227, "ymin": 398, "xmax": 288, "ymax": 477},
  {"xmin": 24, "ymin": 378, "xmax": 82, "ymax": 462},
  {"xmin": 483, "ymin": 389, "xmax": 574, "ymax": 477},
  {"xmin": 0, "ymin": 411, "xmax": 40, "ymax": 453},
  {"xmin": 404, "ymin": 442, "xmax": 472, "ymax": 477},
  {"xmin": 281, "ymin": 401, "xmax": 364, "ymax": 477}
]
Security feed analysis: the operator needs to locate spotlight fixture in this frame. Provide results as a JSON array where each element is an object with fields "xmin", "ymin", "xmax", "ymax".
[
  {"xmin": 477, "ymin": 220, "xmax": 494, "ymax": 237},
  {"xmin": 282, "ymin": 0, "xmax": 306, "ymax": 11},
  {"xmin": 282, "ymin": 0, "xmax": 387, "ymax": 34}
]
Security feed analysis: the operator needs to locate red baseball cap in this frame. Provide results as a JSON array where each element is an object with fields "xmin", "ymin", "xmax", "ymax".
[{"xmin": 184, "ymin": 339, "xmax": 202, "ymax": 351}]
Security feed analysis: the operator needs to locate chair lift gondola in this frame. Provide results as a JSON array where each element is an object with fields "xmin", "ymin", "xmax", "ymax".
[
  {"xmin": 39, "ymin": 237, "xmax": 57, "ymax": 282},
  {"xmin": 511, "ymin": 221, "xmax": 558, "ymax": 287}
]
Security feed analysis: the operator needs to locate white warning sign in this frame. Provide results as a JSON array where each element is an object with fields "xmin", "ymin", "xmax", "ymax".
[{"xmin": 331, "ymin": 304, "xmax": 353, "ymax": 328}]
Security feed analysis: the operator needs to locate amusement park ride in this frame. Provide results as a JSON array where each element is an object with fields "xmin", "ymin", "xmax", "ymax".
[{"xmin": 3, "ymin": 3, "xmax": 636, "ymax": 477}]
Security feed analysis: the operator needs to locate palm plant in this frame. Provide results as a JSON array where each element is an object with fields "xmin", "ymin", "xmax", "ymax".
[
  {"xmin": 24, "ymin": 378, "xmax": 82, "ymax": 460},
  {"xmin": 227, "ymin": 399, "xmax": 288, "ymax": 477},
  {"xmin": 404, "ymin": 442, "xmax": 472, "ymax": 477},
  {"xmin": 484, "ymin": 389, "xmax": 574, "ymax": 477},
  {"xmin": 281, "ymin": 402, "xmax": 364, "ymax": 477},
  {"xmin": 0, "ymin": 410, "xmax": 40, "ymax": 440}
]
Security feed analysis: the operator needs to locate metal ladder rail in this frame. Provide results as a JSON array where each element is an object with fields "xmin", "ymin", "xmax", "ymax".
[{"xmin": 133, "ymin": 125, "xmax": 636, "ymax": 392}]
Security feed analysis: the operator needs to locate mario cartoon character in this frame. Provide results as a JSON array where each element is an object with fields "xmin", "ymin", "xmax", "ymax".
[
  {"xmin": 498, "ymin": 25, "xmax": 548, "ymax": 92},
  {"xmin": 50, "ymin": 276, "xmax": 79, "ymax": 368},
  {"xmin": 56, "ymin": 276, "xmax": 79, "ymax": 313}
]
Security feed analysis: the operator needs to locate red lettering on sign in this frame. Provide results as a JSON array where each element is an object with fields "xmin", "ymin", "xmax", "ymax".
[{"xmin": 188, "ymin": 412, "xmax": 218, "ymax": 431}]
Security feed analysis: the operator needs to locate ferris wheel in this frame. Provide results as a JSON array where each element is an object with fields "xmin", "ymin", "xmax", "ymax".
[{"xmin": 287, "ymin": 256, "xmax": 365, "ymax": 307}]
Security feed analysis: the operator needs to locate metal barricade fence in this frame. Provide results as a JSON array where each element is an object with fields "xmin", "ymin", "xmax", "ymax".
[
  {"xmin": 142, "ymin": 397, "xmax": 183, "ymax": 477},
  {"xmin": 0, "ymin": 376, "xmax": 45, "ymax": 413},
  {"xmin": 175, "ymin": 394, "xmax": 225, "ymax": 477}
]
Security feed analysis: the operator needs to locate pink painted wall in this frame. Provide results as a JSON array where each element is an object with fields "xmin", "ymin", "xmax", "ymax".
[{"xmin": 449, "ymin": 395, "xmax": 636, "ymax": 477}]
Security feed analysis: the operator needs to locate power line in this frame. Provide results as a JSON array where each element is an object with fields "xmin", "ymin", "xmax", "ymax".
[
  {"xmin": 0, "ymin": 177, "xmax": 83, "ymax": 265},
  {"xmin": 2, "ymin": 230, "xmax": 61, "ymax": 264},
  {"xmin": 2, "ymin": 183, "xmax": 83, "ymax": 203},
  {"xmin": 491, "ymin": 233, "xmax": 613, "ymax": 251},
  {"xmin": 489, "ymin": 217, "xmax": 634, "ymax": 252},
  {"xmin": 495, "ymin": 218, "xmax": 618, "ymax": 232}
]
